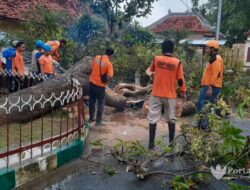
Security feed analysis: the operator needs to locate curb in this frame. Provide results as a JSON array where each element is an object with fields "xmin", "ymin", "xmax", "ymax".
[
  {"xmin": 0, "ymin": 124, "xmax": 89, "ymax": 190},
  {"xmin": 0, "ymin": 168, "xmax": 15, "ymax": 190}
]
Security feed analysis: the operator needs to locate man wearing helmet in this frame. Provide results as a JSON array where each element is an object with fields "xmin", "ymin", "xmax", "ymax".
[
  {"xmin": 46, "ymin": 39, "xmax": 66, "ymax": 62},
  {"xmin": 39, "ymin": 44, "xmax": 55, "ymax": 79},
  {"xmin": 196, "ymin": 40, "xmax": 224, "ymax": 112},
  {"xmin": 31, "ymin": 40, "xmax": 44, "ymax": 83}
]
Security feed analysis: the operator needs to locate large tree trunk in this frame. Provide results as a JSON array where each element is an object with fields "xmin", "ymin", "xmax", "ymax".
[
  {"xmin": 0, "ymin": 56, "xmax": 127, "ymax": 124},
  {"xmin": 114, "ymin": 83, "xmax": 152, "ymax": 97}
]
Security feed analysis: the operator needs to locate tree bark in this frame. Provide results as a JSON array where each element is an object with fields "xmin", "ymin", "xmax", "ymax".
[
  {"xmin": 0, "ymin": 56, "xmax": 127, "ymax": 124},
  {"xmin": 114, "ymin": 83, "xmax": 152, "ymax": 97}
]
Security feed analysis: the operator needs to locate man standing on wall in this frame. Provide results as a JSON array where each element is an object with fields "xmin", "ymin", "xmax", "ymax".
[
  {"xmin": 196, "ymin": 40, "xmax": 224, "ymax": 112},
  {"xmin": 146, "ymin": 39, "xmax": 187, "ymax": 149},
  {"xmin": 31, "ymin": 40, "xmax": 44, "ymax": 84},
  {"xmin": 89, "ymin": 48, "xmax": 114, "ymax": 126},
  {"xmin": 39, "ymin": 44, "xmax": 55, "ymax": 79},
  {"xmin": 2, "ymin": 41, "xmax": 18, "ymax": 93}
]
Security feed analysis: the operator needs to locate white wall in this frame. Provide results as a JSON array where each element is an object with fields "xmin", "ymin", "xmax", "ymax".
[{"xmin": 244, "ymin": 36, "xmax": 250, "ymax": 67}]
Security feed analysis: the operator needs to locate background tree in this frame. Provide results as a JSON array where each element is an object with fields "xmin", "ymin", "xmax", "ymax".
[
  {"xmin": 70, "ymin": 15, "xmax": 103, "ymax": 46},
  {"xmin": 121, "ymin": 22, "xmax": 155, "ymax": 47},
  {"xmin": 196, "ymin": 0, "xmax": 250, "ymax": 46},
  {"xmin": 161, "ymin": 30, "xmax": 191, "ymax": 47},
  {"xmin": 90, "ymin": 0, "xmax": 158, "ymax": 38},
  {"xmin": 21, "ymin": 6, "xmax": 84, "ymax": 68},
  {"xmin": 23, "ymin": 6, "xmax": 69, "ymax": 46}
]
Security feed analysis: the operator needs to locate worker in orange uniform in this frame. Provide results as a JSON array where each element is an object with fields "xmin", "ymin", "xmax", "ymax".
[
  {"xmin": 196, "ymin": 40, "xmax": 224, "ymax": 112},
  {"xmin": 89, "ymin": 48, "xmax": 114, "ymax": 126},
  {"xmin": 39, "ymin": 44, "xmax": 55, "ymax": 79},
  {"xmin": 146, "ymin": 39, "xmax": 187, "ymax": 149},
  {"xmin": 46, "ymin": 39, "xmax": 66, "ymax": 62},
  {"xmin": 12, "ymin": 41, "xmax": 25, "ymax": 92}
]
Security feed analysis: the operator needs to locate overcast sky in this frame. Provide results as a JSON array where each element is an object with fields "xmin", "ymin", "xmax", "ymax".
[{"xmin": 136, "ymin": 0, "xmax": 208, "ymax": 26}]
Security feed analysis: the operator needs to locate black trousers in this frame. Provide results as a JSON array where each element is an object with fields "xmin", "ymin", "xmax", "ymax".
[
  {"xmin": 7, "ymin": 76, "xmax": 14, "ymax": 93},
  {"xmin": 13, "ymin": 76, "xmax": 24, "ymax": 92},
  {"xmin": 89, "ymin": 82, "xmax": 105, "ymax": 122}
]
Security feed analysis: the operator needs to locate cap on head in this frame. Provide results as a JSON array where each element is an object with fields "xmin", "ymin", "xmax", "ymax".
[
  {"xmin": 43, "ymin": 44, "xmax": 52, "ymax": 52},
  {"xmin": 206, "ymin": 40, "xmax": 219, "ymax": 49},
  {"xmin": 35, "ymin": 40, "xmax": 45, "ymax": 48}
]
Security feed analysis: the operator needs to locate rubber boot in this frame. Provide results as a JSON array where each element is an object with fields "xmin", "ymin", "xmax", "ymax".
[
  {"xmin": 168, "ymin": 122, "xmax": 175, "ymax": 144},
  {"xmin": 148, "ymin": 123, "xmax": 157, "ymax": 149}
]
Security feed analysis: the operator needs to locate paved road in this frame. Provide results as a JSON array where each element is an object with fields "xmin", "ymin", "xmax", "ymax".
[
  {"xmin": 229, "ymin": 116, "xmax": 250, "ymax": 136},
  {"xmin": 44, "ymin": 152, "xmax": 249, "ymax": 190},
  {"xmin": 43, "ymin": 111, "xmax": 250, "ymax": 190},
  {"xmin": 16, "ymin": 109, "xmax": 250, "ymax": 190}
]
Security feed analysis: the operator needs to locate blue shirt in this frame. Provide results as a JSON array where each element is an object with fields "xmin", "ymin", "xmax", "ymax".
[{"xmin": 3, "ymin": 48, "xmax": 16, "ymax": 75}]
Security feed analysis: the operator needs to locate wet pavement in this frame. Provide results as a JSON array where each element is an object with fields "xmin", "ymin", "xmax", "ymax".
[
  {"xmin": 17, "ymin": 108, "xmax": 250, "ymax": 190},
  {"xmin": 229, "ymin": 114, "xmax": 250, "ymax": 136},
  {"xmin": 42, "ymin": 108, "xmax": 250, "ymax": 190},
  {"xmin": 44, "ymin": 157, "xmax": 245, "ymax": 190},
  {"xmin": 43, "ymin": 145, "xmax": 250, "ymax": 190},
  {"xmin": 86, "ymin": 108, "xmax": 182, "ymax": 147}
]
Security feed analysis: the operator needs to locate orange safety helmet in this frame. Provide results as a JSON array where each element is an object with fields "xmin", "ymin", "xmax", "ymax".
[{"xmin": 206, "ymin": 40, "xmax": 219, "ymax": 49}]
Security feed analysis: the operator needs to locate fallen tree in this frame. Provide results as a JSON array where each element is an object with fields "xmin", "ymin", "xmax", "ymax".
[
  {"xmin": 0, "ymin": 56, "xmax": 127, "ymax": 124},
  {"xmin": 114, "ymin": 83, "xmax": 152, "ymax": 97},
  {"xmin": 114, "ymin": 83, "xmax": 196, "ymax": 116}
]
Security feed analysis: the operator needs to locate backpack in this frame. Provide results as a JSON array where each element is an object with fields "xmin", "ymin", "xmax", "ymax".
[{"xmin": 3, "ymin": 48, "xmax": 16, "ymax": 74}]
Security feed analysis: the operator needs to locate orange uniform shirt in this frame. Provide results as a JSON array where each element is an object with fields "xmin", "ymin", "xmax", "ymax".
[
  {"xmin": 149, "ymin": 55, "xmax": 186, "ymax": 99},
  {"xmin": 39, "ymin": 55, "xmax": 54, "ymax": 74},
  {"xmin": 12, "ymin": 51, "xmax": 25, "ymax": 76},
  {"xmin": 89, "ymin": 55, "xmax": 113, "ymax": 87},
  {"xmin": 201, "ymin": 55, "xmax": 223, "ymax": 88},
  {"xmin": 46, "ymin": 40, "xmax": 60, "ymax": 61}
]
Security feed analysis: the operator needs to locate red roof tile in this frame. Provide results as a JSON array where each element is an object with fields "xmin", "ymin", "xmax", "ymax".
[
  {"xmin": 150, "ymin": 14, "xmax": 212, "ymax": 34},
  {"xmin": 0, "ymin": 0, "xmax": 82, "ymax": 21}
]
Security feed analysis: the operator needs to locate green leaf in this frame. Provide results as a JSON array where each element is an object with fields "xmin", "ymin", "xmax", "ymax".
[
  {"xmin": 173, "ymin": 175, "xmax": 182, "ymax": 182},
  {"xmin": 90, "ymin": 139, "xmax": 103, "ymax": 146},
  {"xmin": 228, "ymin": 182, "xmax": 250, "ymax": 190},
  {"xmin": 103, "ymin": 164, "xmax": 117, "ymax": 176}
]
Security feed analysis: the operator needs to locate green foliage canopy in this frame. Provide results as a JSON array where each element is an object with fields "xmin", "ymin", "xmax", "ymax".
[
  {"xmin": 196, "ymin": 0, "xmax": 250, "ymax": 45},
  {"xmin": 121, "ymin": 22, "xmax": 155, "ymax": 47},
  {"xmin": 71, "ymin": 15, "xmax": 103, "ymax": 46},
  {"xmin": 90, "ymin": 0, "xmax": 158, "ymax": 35}
]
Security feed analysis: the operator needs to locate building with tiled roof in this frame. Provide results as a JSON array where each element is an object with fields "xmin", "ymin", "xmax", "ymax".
[
  {"xmin": 148, "ymin": 10, "xmax": 216, "ymax": 43},
  {"xmin": 0, "ymin": 0, "xmax": 82, "ymax": 21}
]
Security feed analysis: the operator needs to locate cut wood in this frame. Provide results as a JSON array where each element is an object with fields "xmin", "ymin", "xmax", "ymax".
[{"xmin": 114, "ymin": 83, "xmax": 152, "ymax": 97}]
